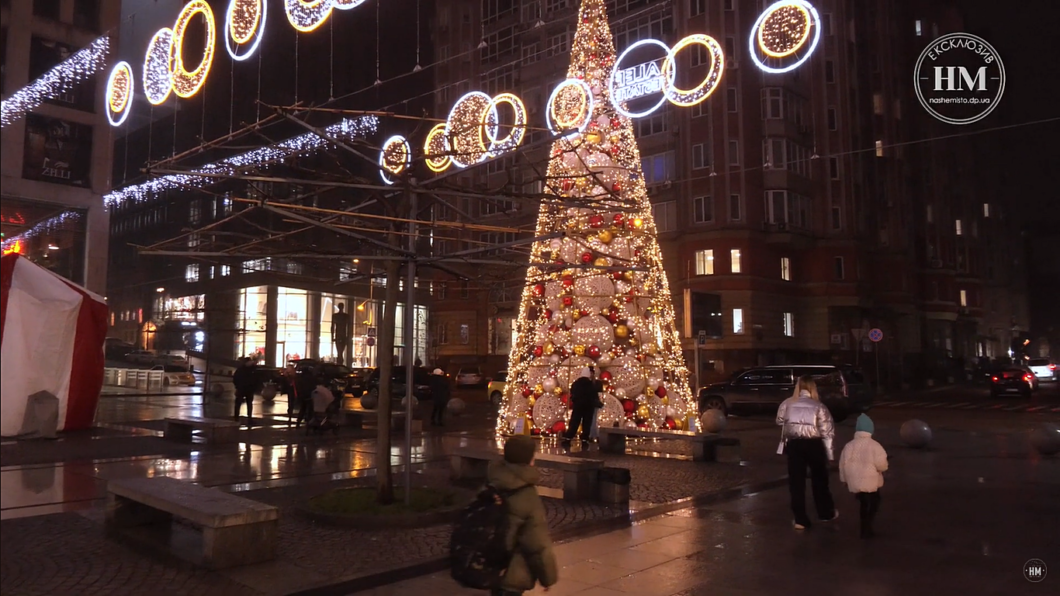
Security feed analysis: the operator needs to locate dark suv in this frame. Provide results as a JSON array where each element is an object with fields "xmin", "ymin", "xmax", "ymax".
[
  {"xmin": 365, "ymin": 366, "xmax": 434, "ymax": 401},
  {"xmin": 698, "ymin": 365, "xmax": 871, "ymax": 422}
]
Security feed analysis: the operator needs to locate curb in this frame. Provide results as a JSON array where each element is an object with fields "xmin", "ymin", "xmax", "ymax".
[{"xmin": 284, "ymin": 474, "xmax": 789, "ymax": 596}]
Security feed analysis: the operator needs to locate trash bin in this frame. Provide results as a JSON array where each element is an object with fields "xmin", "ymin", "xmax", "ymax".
[
  {"xmin": 597, "ymin": 467, "xmax": 631, "ymax": 504},
  {"xmin": 21, "ymin": 391, "xmax": 59, "ymax": 439}
]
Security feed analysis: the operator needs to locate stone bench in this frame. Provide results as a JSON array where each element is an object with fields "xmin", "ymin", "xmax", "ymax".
[
  {"xmin": 163, "ymin": 417, "xmax": 240, "ymax": 443},
  {"xmin": 449, "ymin": 446, "xmax": 606, "ymax": 500},
  {"xmin": 105, "ymin": 477, "xmax": 278, "ymax": 569},
  {"xmin": 598, "ymin": 427, "xmax": 741, "ymax": 463},
  {"xmin": 341, "ymin": 407, "xmax": 422, "ymax": 433}
]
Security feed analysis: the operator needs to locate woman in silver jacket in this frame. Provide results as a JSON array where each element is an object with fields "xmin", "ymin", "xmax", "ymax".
[{"xmin": 777, "ymin": 375, "xmax": 838, "ymax": 530}]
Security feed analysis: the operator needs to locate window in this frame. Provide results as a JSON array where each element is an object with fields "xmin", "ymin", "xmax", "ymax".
[
  {"xmin": 955, "ymin": 219, "xmax": 963, "ymax": 236},
  {"xmin": 693, "ymin": 195, "xmax": 713, "ymax": 223},
  {"xmin": 641, "ymin": 151, "xmax": 675, "ymax": 185},
  {"xmin": 959, "ymin": 289, "xmax": 967, "ymax": 307},
  {"xmin": 983, "ymin": 203, "xmax": 991, "ymax": 217},
  {"xmin": 873, "ymin": 93, "xmax": 884, "ymax": 115},
  {"xmin": 690, "ymin": 43, "xmax": 708, "ymax": 66},
  {"xmin": 827, "ymin": 107, "xmax": 837, "ymax": 130},
  {"xmin": 482, "ymin": 26, "xmax": 517, "ymax": 62},
  {"xmin": 822, "ymin": 13, "xmax": 833, "ymax": 35},
  {"xmin": 728, "ymin": 140, "xmax": 739, "ymax": 165},
  {"xmin": 34, "ymin": 0, "xmax": 61, "ymax": 20},
  {"xmin": 636, "ymin": 112, "xmax": 668, "ymax": 137},
  {"xmin": 915, "ymin": 20, "xmax": 923, "ymax": 36},
  {"xmin": 834, "ymin": 257, "xmax": 845, "ymax": 280},
  {"xmin": 875, "ymin": 140, "xmax": 884, "ymax": 157},
  {"xmin": 762, "ymin": 139, "xmax": 811, "ymax": 177},
  {"xmin": 220, "ymin": 265, "xmax": 231, "ymax": 276},
  {"xmin": 730, "ymin": 249, "xmax": 742, "ymax": 274},
  {"xmin": 185, "ymin": 264, "xmax": 199, "ymax": 282},
  {"xmin": 726, "ymin": 87, "xmax": 738, "ymax": 112},
  {"xmin": 762, "ymin": 88, "xmax": 783, "ymax": 119},
  {"xmin": 691, "ymin": 101, "xmax": 708, "ymax": 118},
  {"xmin": 764, "ymin": 190, "xmax": 811, "ymax": 228},
  {"xmin": 783, "ymin": 312, "xmax": 794, "ymax": 337},
  {"xmin": 732, "ymin": 308, "xmax": 744, "ymax": 334},
  {"xmin": 825, "ymin": 60, "xmax": 835, "ymax": 83},
  {"xmin": 724, "ymin": 37, "xmax": 736, "ymax": 66},
  {"xmin": 729, "ymin": 194, "xmax": 742, "ymax": 222},
  {"xmin": 613, "ymin": 10, "xmax": 673, "ymax": 50},
  {"xmin": 652, "ymin": 200, "xmax": 678, "ymax": 233},
  {"xmin": 781, "ymin": 257, "xmax": 791, "ymax": 281},
  {"xmin": 695, "ymin": 249, "xmax": 714, "ymax": 275},
  {"xmin": 483, "ymin": 0, "xmax": 516, "ymax": 24},
  {"xmin": 691, "ymin": 0, "xmax": 706, "ymax": 17},
  {"xmin": 522, "ymin": 43, "xmax": 539, "ymax": 64},
  {"xmin": 926, "ymin": 204, "xmax": 934, "ymax": 223},
  {"xmin": 724, "ymin": 0, "xmax": 733, "ymax": 10},
  {"xmin": 692, "ymin": 143, "xmax": 708, "ymax": 169},
  {"xmin": 546, "ymin": 31, "xmax": 570, "ymax": 57},
  {"xmin": 189, "ymin": 200, "xmax": 201, "ymax": 224},
  {"xmin": 546, "ymin": 0, "xmax": 570, "ymax": 11},
  {"xmin": 829, "ymin": 157, "xmax": 840, "ymax": 179}
]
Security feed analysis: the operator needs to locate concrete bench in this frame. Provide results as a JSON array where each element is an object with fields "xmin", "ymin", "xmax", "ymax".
[
  {"xmin": 598, "ymin": 427, "xmax": 741, "ymax": 463},
  {"xmin": 341, "ymin": 407, "xmax": 422, "ymax": 433},
  {"xmin": 105, "ymin": 477, "xmax": 278, "ymax": 569},
  {"xmin": 164, "ymin": 417, "xmax": 240, "ymax": 443},
  {"xmin": 449, "ymin": 446, "xmax": 605, "ymax": 500}
]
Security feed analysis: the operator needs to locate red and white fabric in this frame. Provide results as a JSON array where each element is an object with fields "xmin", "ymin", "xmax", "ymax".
[{"xmin": 1, "ymin": 254, "xmax": 108, "ymax": 436}]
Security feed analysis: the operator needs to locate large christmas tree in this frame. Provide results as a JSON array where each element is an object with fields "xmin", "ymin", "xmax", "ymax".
[{"xmin": 497, "ymin": 0, "xmax": 697, "ymax": 437}]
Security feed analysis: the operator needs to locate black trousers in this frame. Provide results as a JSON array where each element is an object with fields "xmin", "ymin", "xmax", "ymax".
[
  {"xmin": 431, "ymin": 399, "xmax": 449, "ymax": 424},
  {"xmin": 785, "ymin": 438, "xmax": 836, "ymax": 526},
  {"xmin": 295, "ymin": 397, "xmax": 311, "ymax": 426},
  {"xmin": 856, "ymin": 491, "xmax": 881, "ymax": 536},
  {"xmin": 564, "ymin": 407, "xmax": 594, "ymax": 441},
  {"xmin": 490, "ymin": 589, "xmax": 522, "ymax": 596},
  {"xmin": 234, "ymin": 389, "xmax": 254, "ymax": 419},
  {"xmin": 334, "ymin": 340, "xmax": 347, "ymax": 365}
]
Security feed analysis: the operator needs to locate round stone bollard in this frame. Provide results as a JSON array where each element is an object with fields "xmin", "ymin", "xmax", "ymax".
[
  {"xmin": 359, "ymin": 391, "xmax": 379, "ymax": 410},
  {"xmin": 447, "ymin": 397, "xmax": 466, "ymax": 416},
  {"xmin": 260, "ymin": 385, "xmax": 277, "ymax": 402},
  {"xmin": 400, "ymin": 396, "xmax": 419, "ymax": 409},
  {"xmin": 900, "ymin": 419, "xmax": 933, "ymax": 448},
  {"xmin": 1030, "ymin": 423, "xmax": 1060, "ymax": 456},
  {"xmin": 209, "ymin": 383, "xmax": 226, "ymax": 400},
  {"xmin": 700, "ymin": 409, "xmax": 727, "ymax": 433}
]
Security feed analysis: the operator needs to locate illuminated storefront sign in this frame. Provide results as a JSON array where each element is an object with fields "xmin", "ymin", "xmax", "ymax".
[{"xmin": 608, "ymin": 35, "xmax": 725, "ymax": 119}]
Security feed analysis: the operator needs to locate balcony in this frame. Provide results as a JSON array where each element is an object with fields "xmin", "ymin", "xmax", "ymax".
[{"xmin": 761, "ymin": 222, "xmax": 814, "ymax": 249}]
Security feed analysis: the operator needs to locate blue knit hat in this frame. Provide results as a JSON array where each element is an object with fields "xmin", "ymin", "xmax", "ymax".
[{"xmin": 855, "ymin": 414, "xmax": 874, "ymax": 434}]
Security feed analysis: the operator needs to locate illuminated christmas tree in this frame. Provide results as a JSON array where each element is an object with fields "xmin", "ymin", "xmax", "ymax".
[{"xmin": 498, "ymin": 0, "xmax": 697, "ymax": 437}]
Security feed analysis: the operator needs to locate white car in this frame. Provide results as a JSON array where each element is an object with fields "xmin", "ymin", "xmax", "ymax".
[
  {"xmin": 456, "ymin": 367, "xmax": 484, "ymax": 387},
  {"xmin": 1027, "ymin": 358, "xmax": 1057, "ymax": 382},
  {"xmin": 152, "ymin": 364, "xmax": 197, "ymax": 386},
  {"xmin": 126, "ymin": 350, "xmax": 156, "ymax": 364}
]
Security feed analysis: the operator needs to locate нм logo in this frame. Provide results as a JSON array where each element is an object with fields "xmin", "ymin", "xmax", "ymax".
[
  {"xmin": 934, "ymin": 66, "xmax": 987, "ymax": 91},
  {"xmin": 1028, "ymin": 565, "xmax": 1042, "ymax": 578}
]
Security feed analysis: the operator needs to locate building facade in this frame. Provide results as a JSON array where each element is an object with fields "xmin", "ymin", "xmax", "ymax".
[{"xmin": 1, "ymin": 0, "xmax": 120, "ymax": 294}]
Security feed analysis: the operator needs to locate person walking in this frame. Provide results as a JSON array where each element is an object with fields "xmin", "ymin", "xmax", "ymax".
[
  {"xmin": 429, "ymin": 368, "xmax": 451, "ymax": 426},
  {"xmin": 487, "ymin": 435, "xmax": 558, "ymax": 596},
  {"xmin": 564, "ymin": 367, "xmax": 602, "ymax": 443},
  {"xmin": 293, "ymin": 364, "xmax": 317, "ymax": 428},
  {"xmin": 282, "ymin": 364, "xmax": 298, "ymax": 416},
  {"xmin": 839, "ymin": 414, "xmax": 889, "ymax": 538},
  {"xmin": 232, "ymin": 358, "xmax": 258, "ymax": 425},
  {"xmin": 776, "ymin": 375, "xmax": 838, "ymax": 530}
]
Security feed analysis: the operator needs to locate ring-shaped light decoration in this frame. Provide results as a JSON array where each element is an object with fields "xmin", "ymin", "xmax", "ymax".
[
  {"xmin": 546, "ymin": 79, "xmax": 594, "ymax": 137},
  {"xmin": 446, "ymin": 91, "xmax": 497, "ymax": 168},
  {"xmin": 484, "ymin": 93, "xmax": 528, "ymax": 155},
  {"xmin": 607, "ymin": 38, "xmax": 674, "ymax": 119},
  {"xmin": 423, "ymin": 123, "xmax": 452, "ymax": 173},
  {"xmin": 749, "ymin": 0, "xmax": 821, "ymax": 74},
  {"xmin": 284, "ymin": 0, "xmax": 334, "ymax": 32},
  {"xmin": 171, "ymin": 0, "xmax": 217, "ymax": 98},
  {"xmin": 662, "ymin": 34, "xmax": 725, "ymax": 107},
  {"xmin": 757, "ymin": 1, "xmax": 813, "ymax": 58},
  {"xmin": 225, "ymin": 0, "xmax": 267, "ymax": 61},
  {"xmin": 379, "ymin": 135, "xmax": 411, "ymax": 185},
  {"xmin": 106, "ymin": 61, "xmax": 134, "ymax": 126},
  {"xmin": 143, "ymin": 28, "xmax": 174, "ymax": 105},
  {"xmin": 333, "ymin": 0, "xmax": 367, "ymax": 9}
]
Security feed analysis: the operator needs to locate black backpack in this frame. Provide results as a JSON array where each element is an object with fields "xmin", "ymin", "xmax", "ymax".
[{"xmin": 450, "ymin": 485, "xmax": 527, "ymax": 590}]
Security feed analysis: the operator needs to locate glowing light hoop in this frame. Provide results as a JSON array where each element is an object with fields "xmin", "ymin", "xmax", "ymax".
[
  {"xmin": 608, "ymin": 38, "xmax": 673, "ymax": 119},
  {"xmin": 446, "ymin": 91, "xmax": 497, "ymax": 168},
  {"xmin": 379, "ymin": 135, "xmax": 411, "ymax": 185},
  {"xmin": 143, "ymin": 28, "xmax": 174, "ymax": 105},
  {"xmin": 226, "ymin": 0, "xmax": 267, "ymax": 61},
  {"xmin": 423, "ymin": 123, "xmax": 452, "ymax": 173},
  {"xmin": 547, "ymin": 79, "xmax": 594, "ymax": 136},
  {"xmin": 484, "ymin": 93, "xmax": 528, "ymax": 155},
  {"xmin": 749, "ymin": 0, "xmax": 822, "ymax": 74},
  {"xmin": 106, "ymin": 61, "xmax": 134, "ymax": 127},
  {"xmin": 284, "ymin": 0, "xmax": 334, "ymax": 33},
  {"xmin": 662, "ymin": 34, "xmax": 724, "ymax": 107},
  {"xmin": 171, "ymin": 0, "xmax": 217, "ymax": 98},
  {"xmin": 757, "ymin": 2, "xmax": 812, "ymax": 58},
  {"xmin": 333, "ymin": 0, "xmax": 367, "ymax": 9}
]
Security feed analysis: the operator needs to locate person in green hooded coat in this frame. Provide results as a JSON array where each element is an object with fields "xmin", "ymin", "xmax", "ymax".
[{"xmin": 486, "ymin": 435, "xmax": 559, "ymax": 595}]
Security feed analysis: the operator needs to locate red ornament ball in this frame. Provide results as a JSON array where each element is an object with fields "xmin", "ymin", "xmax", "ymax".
[
  {"xmin": 607, "ymin": 311, "xmax": 620, "ymax": 324},
  {"xmin": 562, "ymin": 295, "xmax": 574, "ymax": 307},
  {"xmin": 551, "ymin": 421, "xmax": 567, "ymax": 434},
  {"xmin": 533, "ymin": 346, "xmax": 543, "ymax": 357},
  {"xmin": 656, "ymin": 386, "xmax": 667, "ymax": 398},
  {"xmin": 533, "ymin": 283, "xmax": 545, "ymax": 296},
  {"xmin": 611, "ymin": 182, "xmax": 622, "ymax": 193},
  {"xmin": 581, "ymin": 252, "xmax": 593, "ymax": 264},
  {"xmin": 522, "ymin": 386, "xmax": 533, "ymax": 397},
  {"xmin": 612, "ymin": 271, "xmax": 623, "ymax": 280},
  {"xmin": 589, "ymin": 215, "xmax": 604, "ymax": 228},
  {"xmin": 600, "ymin": 370, "xmax": 613, "ymax": 382},
  {"xmin": 612, "ymin": 213, "xmax": 624, "ymax": 225},
  {"xmin": 562, "ymin": 276, "xmax": 574, "ymax": 288},
  {"xmin": 664, "ymin": 417, "xmax": 677, "ymax": 430},
  {"xmin": 621, "ymin": 399, "xmax": 636, "ymax": 414},
  {"xmin": 588, "ymin": 345, "xmax": 601, "ymax": 358},
  {"xmin": 531, "ymin": 428, "xmax": 541, "ymax": 436}
]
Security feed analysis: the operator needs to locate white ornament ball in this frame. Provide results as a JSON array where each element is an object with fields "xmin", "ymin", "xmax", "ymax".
[
  {"xmin": 647, "ymin": 377, "xmax": 661, "ymax": 390},
  {"xmin": 360, "ymin": 391, "xmax": 379, "ymax": 410},
  {"xmin": 574, "ymin": 276, "xmax": 616, "ymax": 313},
  {"xmin": 700, "ymin": 409, "xmax": 727, "ymax": 433},
  {"xmin": 609, "ymin": 355, "xmax": 646, "ymax": 396},
  {"xmin": 900, "ymin": 419, "xmax": 932, "ymax": 448},
  {"xmin": 571, "ymin": 314, "xmax": 615, "ymax": 352},
  {"xmin": 1030, "ymin": 423, "xmax": 1060, "ymax": 456},
  {"xmin": 625, "ymin": 419, "xmax": 638, "ymax": 429},
  {"xmin": 597, "ymin": 353, "xmax": 612, "ymax": 367},
  {"xmin": 550, "ymin": 238, "xmax": 563, "ymax": 250},
  {"xmin": 401, "ymin": 396, "xmax": 419, "ymax": 409},
  {"xmin": 542, "ymin": 377, "xmax": 557, "ymax": 393},
  {"xmin": 447, "ymin": 398, "xmax": 466, "ymax": 416},
  {"xmin": 549, "ymin": 354, "xmax": 561, "ymax": 364},
  {"xmin": 615, "ymin": 387, "xmax": 626, "ymax": 398}
]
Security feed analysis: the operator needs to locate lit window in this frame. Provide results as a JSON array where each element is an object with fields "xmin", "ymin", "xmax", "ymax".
[
  {"xmin": 983, "ymin": 203, "xmax": 990, "ymax": 217},
  {"xmin": 960, "ymin": 289, "xmax": 967, "ymax": 307},
  {"xmin": 731, "ymin": 249, "xmax": 742, "ymax": 274},
  {"xmin": 955, "ymin": 219, "xmax": 963, "ymax": 236},
  {"xmin": 732, "ymin": 308, "xmax": 744, "ymax": 334},
  {"xmin": 926, "ymin": 204, "xmax": 933, "ymax": 223},
  {"xmin": 695, "ymin": 250, "xmax": 715, "ymax": 275},
  {"xmin": 783, "ymin": 312, "xmax": 794, "ymax": 337},
  {"xmin": 873, "ymin": 93, "xmax": 884, "ymax": 115},
  {"xmin": 220, "ymin": 265, "xmax": 231, "ymax": 276},
  {"xmin": 915, "ymin": 20, "xmax": 923, "ymax": 36},
  {"xmin": 875, "ymin": 140, "xmax": 884, "ymax": 157},
  {"xmin": 781, "ymin": 257, "xmax": 791, "ymax": 281},
  {"xmin": 185, "ymin": 264, "xmax": 199, "ymax": 282}
]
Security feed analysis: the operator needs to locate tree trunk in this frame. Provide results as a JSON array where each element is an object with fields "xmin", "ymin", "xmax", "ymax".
[{"xmin": 375, "ymin": 242, "xmax": 402, "ymax": 505}]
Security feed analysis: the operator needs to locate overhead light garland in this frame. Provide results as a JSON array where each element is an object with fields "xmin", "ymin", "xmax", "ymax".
[
  {"xmin": 104, "ymin": 116, "xmax": 378, "ymax": 208},
  {"xmin": 225, "ymin": 0, "xmax": 268, "ymax": 61},
  {"xmin": 171, "ymin": 0, "xmax": 217, "ymax": 98},
  {"xmin": 484, "ymin": 93, "xmax": 528, "ymax": 155},
  {"xmin": 1, "ymin": 211, "xmax": 85, "ymax": 254},
  {"xmin": 143, "ymin": 28, "xmax": 175, "ymax": 105},
  {"xmin": 0, "ymin": 36, "xmax": 110, "ymax": 128},
  {"xmin": 608, "ymin": 34, "xmax": 724, "ymax": 119},
  {"xmin": 750, "ymin": 0, "xmax": 821, "ymax": 74},
  {"xmin": 379, "ymin": 135, "xmax": 411, "ymax": 185},
  {"xmin": 423, "ymin": 123, "xmax": 452, "ymax": 173},
  {"xmin": 106, "ymin": 61, "xmax": 134, "ymax": 126},
  {"xmin": 284, "ymin": 0, "xmax": 335, "ymax": 32},
  {"xmin": 547, "ymin": 78, "xmax": 594, "ymax": 137},
  {"xmin": 446, "ymin": 91, "xmax": 499, "ymax": 168}
]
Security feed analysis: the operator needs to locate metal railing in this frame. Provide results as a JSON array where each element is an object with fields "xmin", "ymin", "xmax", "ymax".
[{"xmin": 103, "ymin": 367, "xmax": 165, "ymax": 390}]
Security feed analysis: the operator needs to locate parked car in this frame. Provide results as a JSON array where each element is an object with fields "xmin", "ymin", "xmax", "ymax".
[
  {"xmin": 697, "ymin": 365, "xmax": 871, "ymax": 422},
  {"xmin": 365, "ymin": 366, "xmax": 433, "ymax": 401},
  {"xmin": 152, "ymin": 364, "xmax": 196, "ymax": 386},
  {"xmin": 346, "ymin": 367, "xmax": 372, "ymax": 397},
  {"xmin": 456, "ymin": 366, "xmax": 484, "ymax": 387},
  {"xmin": 289, "ymin": 359, "xmax": 370, "ymax": 396},
  {"xmin": 105, "ymin": 338, "xmax": 135, "ymax": 360},
  {"xmin": 1027, "ymin": 358, "xmax": 1057, "ymax": 382},
  {"xmin": 487, "ymin": 371, "xmax": 507, "ymax": 406},
  {"xmin": 990, "ymin": 367, "xmax": 1037, "ymax": 397},
  {"xmin": 125, "ymin": 350, "xmax": 156, "ymax": 365}
]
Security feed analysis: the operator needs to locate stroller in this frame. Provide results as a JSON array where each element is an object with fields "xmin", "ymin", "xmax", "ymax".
[{"xmin": 306, "ymin": 384, "xmax": 341, "ymax": 436}]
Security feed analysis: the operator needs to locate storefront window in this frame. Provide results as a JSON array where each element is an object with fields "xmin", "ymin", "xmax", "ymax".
[
  {"xmin": 1, "ymin": 198, "xmax": 86, "ymax": 285},
  {"xmin": 276, "ymin": 287, "xmax": 308, "ymax": 367},
  {"xmin": 237, "ymin": 286, "xmax": 268, "ymax": 363},
  {"xmin": 163, "ymin": 294, "xmax": 205, "ymax": 322}
]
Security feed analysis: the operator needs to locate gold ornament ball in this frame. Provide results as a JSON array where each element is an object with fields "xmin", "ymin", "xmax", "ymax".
[
  {"xmin": 622, "ymin": 271, "xmax": 634, "ymax": 281},
  {"xmin": 598, "ymin": 229, "xmax": 613, "ymax": 244},
  {"xmin": 585, "ymin": 131, "xmax": 603, "ymax": 144},
  {"xmin": 534, "ymin": 384, "xmax": 544, "ymax": 395},
  {"xmin": 543, "ymin": 342, "xmax": 555, "ymax": 355},
  {"xmin": 574, "ymin": 344, "xmax": 586, "ymax": 356},
  {"xmin": 646, "ymin": 344, "xmax": 658, "ymax": 355},
  {"xmin": 615, "ymin": 325, "xmax": 629, "ymax": 338},
  {"xmin": 553, "ymin": 386, "xmax": 564, "ymax": 396},
  {"xmin": 572, "ymin": 310, "xmax": 583, "ymax": 322},
  {"xmin": 593, "ymin": 257, "xmax": 609, "ymax": 267},
  {"xmin": 629, "ymin": 337, "xmax": 639, "ymax": 347},
  {"xmin": 660, "ymin": 396, "xmax": 669, "ymax": 405},
  {"xmin": 636, "ymin": 404, "xmax": 650, "ymax": 419},
  {"xmin": 528, "ymin": 396, "xmax": 536, "ymax": 407},
  {"xmin": 644, "ymin": 386, "xmax": 655, "ymax": 397}
]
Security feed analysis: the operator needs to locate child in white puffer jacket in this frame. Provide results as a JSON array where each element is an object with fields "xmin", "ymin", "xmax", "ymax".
[{"xmin": 839, "ymin": 414, "xmax": 888, "ymax": 538}]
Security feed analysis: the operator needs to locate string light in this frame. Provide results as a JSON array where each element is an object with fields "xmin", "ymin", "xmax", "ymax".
[
  {"xmin": 608, "ymin": 38, "xmax": 671, "ymax": 119},
  {"xmin": 1, "ymin": 212, "xmax": 85, "ymax": 254},
  {"xmin": 0, "ymin": 36, "xmax": 110, "ymax": 128},
  {"xmin": 497, "ymin": 0, "xmax": 696, "ymax": 439},
  {"xmin": 547, "ymin": 79, "xmax": 594, "ymax": 137},
  {"xmin": 750, "ymin": 0, "xmax": 821, "ymax": 74},
  {"xmin": 423, "ymin": 123, "xmax": 452, "ymax": 172},
  {"xmin": 378, "ymin": 135, "xmax": 411, "ymax": 185},
  {"xmin": 484, "ymin": 93, "xmax": 528, "ymax": 156},
  {"xmin": 226, "ymin": 0, "xmax": 268, "ymax": 61},
  {"xmin": 171, "ymin": 0, "xmax": 217, "ymax": 98},
  {"xmin": 662, "ymin": 34, "xmax": 724, "ymax": 107},
  {"xmin": 143, "ymin": 28, "xmax": 175, "ymax": 105},
  {"xmin": 446, "ymin": 91, "xmax": 497, "ymax": 168},
  {"xmin": 104, "ymin": 116, "xmax": 378, "ymax": 208},
  {"xmin": 105, "ymin": 61, "xmax": 134, "ymax": 127},
  {"xmin": 284, "ymin": 0, "xmax": 334, "ymax": 32}
]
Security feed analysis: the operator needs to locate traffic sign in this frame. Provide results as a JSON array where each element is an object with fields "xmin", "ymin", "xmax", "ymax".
[
  {"xmin": 366, "ymin": 337, "xmax": 376, "ymax": 347},
  {"xmin": 868, "ymin": 328, "xmax": 884, "ymax": 343},
  {"xmin": 697, "ymin": 330, "xmax": 707, "ymax": 346},
  {"xmin": 367, "ymin": 327, "xmax": 377, "ymax": 338}
]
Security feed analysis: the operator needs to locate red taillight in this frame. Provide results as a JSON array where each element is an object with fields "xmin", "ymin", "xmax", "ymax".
[
  {"xmin": 991, "ymin": 376, "xmax": 999, "ymax": 383},
  {"xmin": 1024, "ymin": 374, "xmax": 1033, "ymax": 382},
  {"xmin": 1050, "ymin": 364, "xmax": 1057, "ymax": 371}
]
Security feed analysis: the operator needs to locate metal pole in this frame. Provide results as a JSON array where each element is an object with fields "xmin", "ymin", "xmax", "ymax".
[
  {"xmin": 694, "ymin": 342, "xmax": 701, "ymax": 398},
  {"xmin": 875, "ymin": 342, "xmax": 881, "ymax": 395},
  {"xmin": 403, "ymin": 180, "xmax": 417, "ymax": 505}
]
